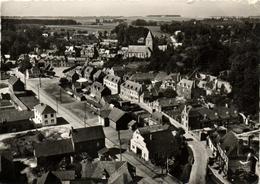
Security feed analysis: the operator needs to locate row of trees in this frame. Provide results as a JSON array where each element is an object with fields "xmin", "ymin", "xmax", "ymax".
[
  {"xmin": 2, "ymin": 18, "xmax": 80, "ymax": 25},
  {"xmin": 131, "ymin": 19, "xmax": 157, "ymax": 26}
]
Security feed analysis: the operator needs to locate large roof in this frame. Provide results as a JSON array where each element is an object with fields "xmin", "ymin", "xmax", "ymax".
[
  {"xmin": 33, "ymin": 139, "xmax": 74, "ymax": 157},
  {"xmin": 121, "ymin": 80, "xmax": 142, "ymax": 92},
  {"xmin": 108, "ymin": 107, "xmax": 126, "ymax": 123},
  {"xmin": 104, "ymin": 74, "xmax": 121, "ymax": 83},
  {"xmin": 81, "ymin": 161, "xmax": 126, "ymax": 179},
  {"xmin": 0, "ymin": 109, "xmax": 33, "ymax": 123},
  {"xmin": 138, "ymin": 124, "xmax": 170, "ymax": 135},
  {"xmin": 72, "ymin": 126, "xmax": 105, "ymax": 143},
  {"xmin": 8, "ymin": 76, "xmax": 22, "ymax": 86},
  {"xmin": 128, "ymin": 45, "xmax": 147, "ymax": 53},
  {"xmin": 34, "ymin": 103, "xmax": 56, "ymax": 115}
]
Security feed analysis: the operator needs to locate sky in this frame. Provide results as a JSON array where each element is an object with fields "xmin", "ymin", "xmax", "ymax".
[{"xmin": 1, "ymin": 0, "xmax": 260, "ymax": 18}]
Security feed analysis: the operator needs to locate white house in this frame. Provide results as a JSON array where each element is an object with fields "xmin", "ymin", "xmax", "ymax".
[
  {"xmin": 120, "ymin": 80, "xmax": 143, "ymax": 103},
  {"xmin": 33, "ymin": 103, "xmax": 57, "ymax": 126},
  {"xmin": 130, "ymin": 124, "xmax": 177, "ymax": 162},
  {"xmin": 103, "ymin": 74, "xmax": 121, "ymax": 95}
]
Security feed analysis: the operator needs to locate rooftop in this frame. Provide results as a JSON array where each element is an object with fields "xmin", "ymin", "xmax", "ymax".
[
  {"xmin": 71, "ymin": 126, "xmax": 105, "ymax": 143},
  {"xmin": 34, "ymin": 103, "xmax": 56, "ymax": 115}
]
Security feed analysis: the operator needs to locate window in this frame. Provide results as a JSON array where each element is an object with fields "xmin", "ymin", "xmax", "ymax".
[
  {"xmin": 51, "ymin": 114, "xmax": 54, "ymax": 117},
  {"xmin": 44, "ymin": 114, "xmax": 47, "ymax": 118},
  {"xmin": 132, "ymin": 145, "xmax": 135, "ymax": 149},
  {"xmin": 97, "ymin": 142, "xmax": 100, "ymax": 147},
  {"xmin": 51, "ymin": 119, "xmax": 54, "ymax": 123},
  {"xmin": 45, "ymin": 120, "xmax": 48, "ymax": 124}
]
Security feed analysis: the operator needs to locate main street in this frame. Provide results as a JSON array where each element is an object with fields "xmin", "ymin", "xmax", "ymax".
[{"xmin": 22, "ymin": 76, "xmax": 180, "ymax": 184}]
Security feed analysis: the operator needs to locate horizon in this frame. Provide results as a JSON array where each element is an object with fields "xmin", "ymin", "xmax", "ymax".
[{"xmin": 1, "ymin": 0, "xmax": 260, "ymax": 18}]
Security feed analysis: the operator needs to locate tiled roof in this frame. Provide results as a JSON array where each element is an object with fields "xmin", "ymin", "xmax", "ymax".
[
  {"xmin": 104, "ymin": 74, "xmax": 121, "ymax": 83},
  {"xmin": 72, "ymin": 126, "xmax": 105, "ymax": 143},
  {"xmin": 33, "ymin": 139, "xmax": 74, "ymax": 157},
  {"xmin": 128, "ymin": 45, "xmax": 147, "ymax": 53},
  {"xmin": 108, "ymin": 162, "xmax": 133, "ymax": 184},
  {"xmin": 108, "ymin": 108, "xmax": 126, "ymax": 123},
  {"xmin": 81, "ymin": 161, "xmax": 126, "ymax": 179},
  {"xmin": 8, "ymin": 76, "xmax": 20, "ymax": 85},
  {"xmin": 51, "ymin": 170, "xmax": 76, "ymax": 181},
  {"xmin": 129, "ymin": 72, "xmax": 156, "ymax": 81},
  {"xmin": 34, "ymin": 103, "xmax": 56, "ymax": 115},
  {"xmin": 121, "ymin": 80, "xmax": 142, "ymax": 92},
  {"xmin": 37, "ymin": 171, "xmax": 62, "ymax": 184},
  {"xmin": 138, "ymin": 124, "xmax": 170, "ymax": 135},
  {"xmin": 154, "ymin": 71, "xmax": 168, "ymax": 81},
  {"xmin": 0, "ymin": 109, "xmax": 33, "ymax": 123}
]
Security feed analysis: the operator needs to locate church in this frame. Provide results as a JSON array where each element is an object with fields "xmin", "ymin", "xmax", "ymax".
[{"xmin": 127, "ymin": 31, "xmax": 153, "ymax": 58}]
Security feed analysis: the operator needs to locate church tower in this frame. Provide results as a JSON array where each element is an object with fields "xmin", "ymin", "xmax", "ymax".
[{"xmin": 145, "ymin": 31, "xmax": 153, "ymax": 51}]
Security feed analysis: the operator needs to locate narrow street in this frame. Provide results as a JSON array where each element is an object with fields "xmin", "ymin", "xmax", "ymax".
[{"xmin": 23, "ymin": 77, "xmax": 180, "ymax": 184}]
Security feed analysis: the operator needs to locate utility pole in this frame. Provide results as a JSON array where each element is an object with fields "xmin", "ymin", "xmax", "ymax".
[
  {"xmin": 118, "ymin": 130, "xmax": 122, "ymax": 161},
  {"xmin": 38, "ymin": 84, "xmax": 40, "ymax": 102},
  {"xmin": 84, "ymin": 102, "xmax": 87, "ymax": 127},
  {"xmin": 60, "ymin": 86, "xmax": 62, "ymax": 104},
  {"xmin": 56, "ymin": 97, "xmax": 58, "ymax": 113}
]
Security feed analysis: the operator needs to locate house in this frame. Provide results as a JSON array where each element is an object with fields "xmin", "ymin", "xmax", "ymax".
[
  {"xmin": 33, "ymin": 103, "xmax": 57, "ymax": 127},
  {"xmin": 81, "ymin": 161, "xmax": 135, "ymax": 184},
  {"xmin": 181, "ymin": 105, "xmax": 239, "ymax": 130},
  {"xmin": 66, "ymin": 70, "xmax": 80, "ymax": 84},
  {"xmin": 98, "ymin": 109, "xmax": 111, "ymax": 127},
  {"xmin": 0, "ymin": 109, "xmax": 34, "ymax": 133},
  {"xmin": 176, "ymin": 79, "xmax": 195, "ymax": 99},
  {"xmin": 160, "ymin": 73, "xmax": 181, "ymax": 90},
  {"xmin": 8, "ymin": 76, "xmax": 25, "ymax": 94},
  {"xmin": 120, "ymin": 80, "xmax": 143, "ymax": 103},
  {"xmin": 0, "ymin": 150, "xmax": 15, "ymax": 182},
  {"xmin": 129, "ymin": 72, "xmax": 157, "ymax": 84},
  {"xmin": 152, "ymin": 71, "xmax": 168, "ymax": 84},
  {"xmin": 216, "ymin": 80, "xmax": 232, "ymax": 94},
  {"xmin": 108, "ymin": 107, "xmax": 130, "ymax": 130},
  {"xmin": 130, "ymin": 124, "xmax": 179, "ymax": 163},
  {"xmin": 71, "ymin": 126, "xmax": 105, "ymax": 157},
  {"xmin": 84, "ymin": 66, "xmax": 96, "ymax": 82},
  {"xmin": 33, "ymin": 139, "xmax": 74, "ymax": 167},
  {"xmin": 128, "ymin": 31, "xmax": 153, "ymax": 58},
  {"xmin": 37, "ymin": 170, "xmax": 75, "ymax": 184},
  {"xmin": 103, "ymin": 74, "xmax": 121, "ymax": 95},
  {"xmin": 90, "ymin": 81, "xmax": 111, "ymax": 100},
  {"xmin": 150, "ymin": 97, "xmax": 179, "ymax": 112},
  {"xmin": 93, "ymin": 70, "xmax": 106, "ymax": 83}
]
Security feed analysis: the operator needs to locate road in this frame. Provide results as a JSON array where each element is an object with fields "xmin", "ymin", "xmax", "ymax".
[
  {"xmin": 163, "ymin": 112, "xmax": 209, "ymax": 184},
  {"xmin": 23, "ymin": 77, "xmax": 180, "ymax": 184}
]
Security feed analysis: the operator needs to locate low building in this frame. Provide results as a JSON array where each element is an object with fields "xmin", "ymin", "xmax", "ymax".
[
  {"xmin": 33, "ymin": 139, "xmax": 74, "ymax": 167},
  {"xmin": 108, "ymin": 107, "xmax": 130, "ymax": 130},
  {"xmin": 81, "ymin": 161, "xmax": 135, "ymax": 183},
  {"xmin": 90, "ymin": 81, "xmax": 111, "ymax": 100},
  {"xmin": 33, "ymin": 103, "xmax": 57, "ymax": 127},
  {"xmin": 120, "ymin": 80, "xmax": 143, "ymax": 103},
  {"xmin": 84, "ymin": 66, "xmax": 96, "ymax": 82},
  {"xmin": 71, "ymin": 126, "xmax": 105, "ymax": 158},
  {"xmin": 98, "ymin": 109, "xmax": 111, "ymax": 127},
  {"xmin": 0, "ymin": 108, "xmax": 34, "ymax": 133},
  {"xmin": 65, "ymin": 70, "xmax": 80, "ymax": 84},
  {"xmin": 103, "ymin": 74, "xmax": 121, "ymax": 95},
  {"xmin": 130, "ymin": 124, "xmax": 179, "ymax": 162},
  {"xmin": 8, "ymin": 76, "xmax": 25, "ymax": 94},
  {"xmin": 176, "ymin": 79, "xmax": 195, "ymax": 99}
]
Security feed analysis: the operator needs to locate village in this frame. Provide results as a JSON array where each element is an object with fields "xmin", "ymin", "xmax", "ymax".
[{"xmin": 1, "ymin": 12, "xmax": 260, "ymax": 184}]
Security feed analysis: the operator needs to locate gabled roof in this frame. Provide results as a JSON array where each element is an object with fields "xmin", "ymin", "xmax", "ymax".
[
  {"xmin": 72, "ymin": 126, "xmax": 105, "ymax": 143},
  {"xmin": 34, "ymin": 103, "xmax": 56, "ymax": 115},
  {"xmin": 8, "ymin": 76, "xmax": 21, "ymax": 86},
  {"xmin": 0, "ymin": 109, "xmax": 33, "ymax": 123},
  {"xmin": 220, "ymin": 131, "xmax": 239, "ymax": 156},
  {"xmin": 178, "ymin": 79, "xmax": 194, "ymax": 88},
  {"xmin": 154, "ymin": 71, "xmax": 168, "ymax": 81},
  {"xmin": 128, "ymin": 45, "xmax": 147, "ymax": 53},
  {"xmin": 93, "ymin": 70, "xmax": 105, "ymax": 79},
  {"xmin": 108, "ymin": 108, "xmax": 126, "ymax": 123},
  {"xmin": 121, "ymin": 80, "xmax": 142, "ymax": 92},
  {"xmin": 129, "ymin": 72, "xmax": 156, "ymax": 82},
  {"xmin": 146, "ymin": 30, "xmax": 153, "ymax": 40},
  {"xmin": 81, "ymin": 161, "xmax": 126, "ymax": 179},
  {"xmin": 108, "ymin": 162, "xmax": 133, "ymax": 184},
  {"xmin": 104, "ymin": 74, "xmax": 121, "ymax": 84},
  {"xmin": 138, "ymin": 124, "xmax": 170, "ymax": 135},
  {"xmin": 37, "ymin": 171, "xmax": 62, "ymax": 184},
  {"xmin": 91, "ymin": 81, "xmax": 105, "ymax": 92},
  {"xmin": 33, "ymin": 139, "xmax": 74, "ymax": 157}
]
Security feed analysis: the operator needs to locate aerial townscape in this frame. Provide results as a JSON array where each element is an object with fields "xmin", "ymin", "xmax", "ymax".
[{"xmin": 0, "ymin": 1, "xmax": 259, "ymax": 184}]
